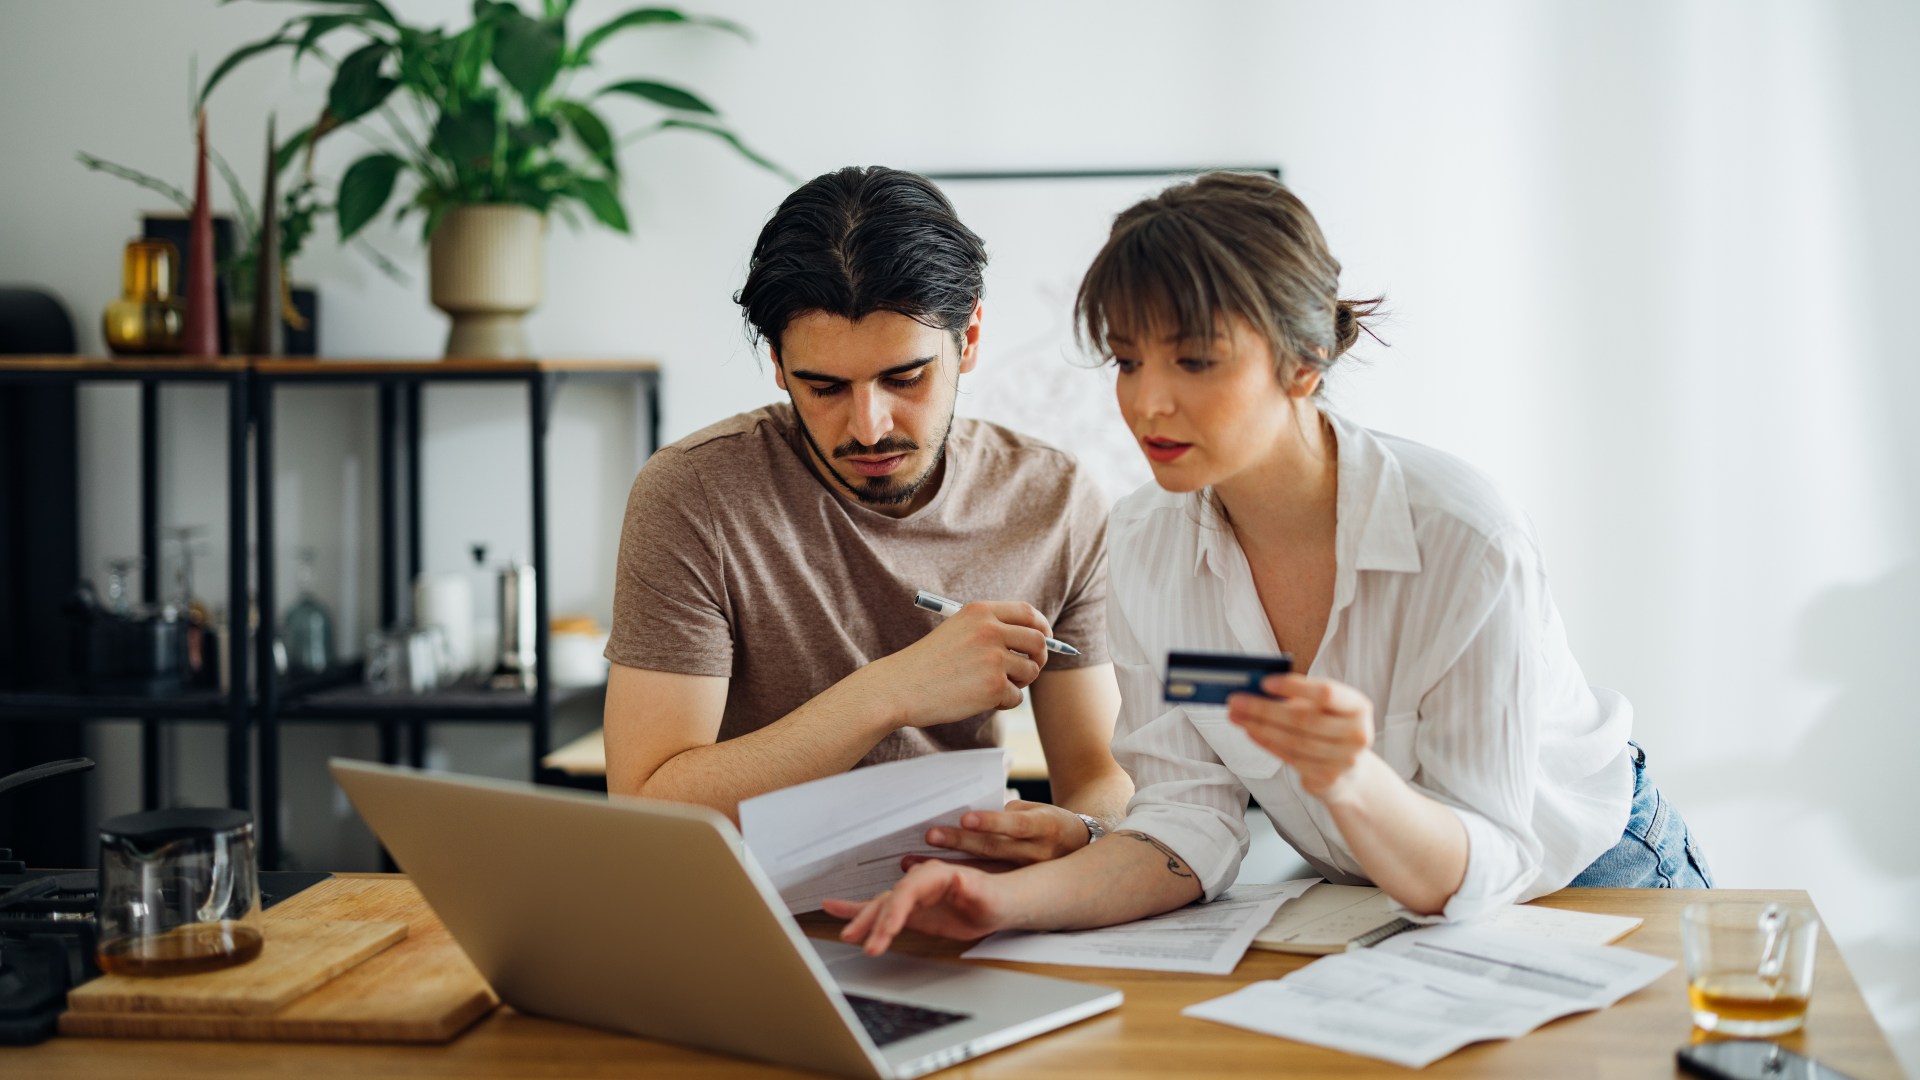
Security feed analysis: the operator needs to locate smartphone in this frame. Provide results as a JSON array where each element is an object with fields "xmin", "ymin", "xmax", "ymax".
[{"xmin": 1677, "ymin": 1040, "xmax": 1857, "ymax": 1080}]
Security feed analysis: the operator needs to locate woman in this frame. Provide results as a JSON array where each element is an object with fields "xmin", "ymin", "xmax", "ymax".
[{"xmin": 827, "ymin": 172, "xmax": 1710, "ymax": 954}]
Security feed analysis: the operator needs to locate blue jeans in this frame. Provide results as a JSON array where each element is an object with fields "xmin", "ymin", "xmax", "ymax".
[{"xmin": 1567, "ymin": 743, "xmax": 1714, "ymax": 888}]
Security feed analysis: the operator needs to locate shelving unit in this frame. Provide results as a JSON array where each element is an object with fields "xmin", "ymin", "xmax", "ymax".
[
  {"xmin": 0, "ymin": 356, "xmax": 660, "ymax": 871},
  {"xmin": 0, "ymin": 358, "xmax": 253, "ymax": 815},
  {"xmin": 251, "ymin": 359, "xmax": 659, "ymax": 868}
]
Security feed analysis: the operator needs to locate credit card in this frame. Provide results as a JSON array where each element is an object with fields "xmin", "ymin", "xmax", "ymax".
[{"xmin": 1163, "ymin": 650, "xmax": 1293, "ymax": 705}]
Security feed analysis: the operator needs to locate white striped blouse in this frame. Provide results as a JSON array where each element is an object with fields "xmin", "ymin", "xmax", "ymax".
[{"xmin": 1107, "ymin": 409, "xmax": 1634, "ymax": 921}]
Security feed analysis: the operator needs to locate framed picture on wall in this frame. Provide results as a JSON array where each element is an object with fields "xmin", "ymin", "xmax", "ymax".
[{"xmin": 926, "ymin": 167, "xmax": 1282, "ymax": 504}]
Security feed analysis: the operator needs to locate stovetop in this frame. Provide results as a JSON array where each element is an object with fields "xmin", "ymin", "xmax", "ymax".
[{"xmin": 0, "ymin": 864, "xmax": 332, "ymax": 1045}]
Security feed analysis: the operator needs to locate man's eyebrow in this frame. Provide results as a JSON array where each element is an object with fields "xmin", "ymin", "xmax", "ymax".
[{"xmin": 788, "ymin": 357, "xmax": 937, "ymax": 383}]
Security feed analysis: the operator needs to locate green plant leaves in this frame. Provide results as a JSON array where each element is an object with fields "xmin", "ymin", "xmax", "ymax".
[
  {"xmin": 274, "ymin": 121, "xmax": 320, "ymax": 173},
  {"xmin": 198, "ymin": 33, "xmax": 296, "ymax": 108},
  {"xmin": 573, "ymin": 7, "xmax": 749, "ymax": 67},
  {"xmin": 75, "ymin": 153, "xmax": 193, "ymax": 211},
  {"xmin": 550, "ymin": 100, "xmax": 614, "ymax": 171},
  {"xmin": 294, "ymin": 13, "xmax": 371, "ymax": 65},
  {"xmin": 596, "ymin": 79, "xmax": 716, "ymax": 115},
  {"xmin": 328, "ymin": 40, "xmax": 398, "ymax": 123},
  {"xmin": 337, "ymin": 152, "xmax": 404, "ymax": 240},
  {"xmin": 433, "ymin": 95, "xmax": 498, "ymax": 169},
  {"xmin": 651, "ymin": 118, "xmax": 793, "ymax": 182},
  {"xmin": 224, "ymin": 0, "xmax": 398, "ymax": 28},
  {"xmin": 565, "ymin": 176, "xmax": 629, "ymax": 233},
  {"xmin": 492, "ymin": 8, "xmax": 565, "ymax": 105},
  {"xmin": 209, "ymin": 0, "xmax": 780, "ymax": 245}
]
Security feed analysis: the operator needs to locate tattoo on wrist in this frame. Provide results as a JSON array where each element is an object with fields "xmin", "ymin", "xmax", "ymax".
[{"xmin": 1114, "ymin": 830, "xmax": 1195, "ymax": 879}]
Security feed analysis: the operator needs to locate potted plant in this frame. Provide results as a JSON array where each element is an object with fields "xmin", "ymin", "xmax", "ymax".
[{"xmin": 202, "ymin": 0, "xmax": 787, "ymax": 358}]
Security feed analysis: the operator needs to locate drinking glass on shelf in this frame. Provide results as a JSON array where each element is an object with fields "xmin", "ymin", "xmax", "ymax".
[
  {"xmin": 284, "ymin": 547, "xmax": 335, "ymax": 676},
  {"xmin": 1682, "ymin": 901, "xmax": 1819, "ymax": 1036}
]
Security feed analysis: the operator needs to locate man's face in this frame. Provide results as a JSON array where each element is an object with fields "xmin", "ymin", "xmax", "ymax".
[{"xmin": 774, "ymin": 305, "xmax": 981, "ymax": 518}]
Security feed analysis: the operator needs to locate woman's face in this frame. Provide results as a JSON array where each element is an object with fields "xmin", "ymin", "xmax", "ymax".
[{"xmin": 1109, "ymin": 313, "xmax": 1307, "ymax": 493}]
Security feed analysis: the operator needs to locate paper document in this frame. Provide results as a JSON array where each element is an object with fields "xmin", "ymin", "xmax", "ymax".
[
  {"xmin": 739, "ymin": 748, "xmax": 1007, "ymax": 914},
  {"xmin": 1253, "ymin": 882, "xmax": 1644, "ymax": 955},
  {"xmin": 1185, "ymin": 923, "xmax": 1673, "ymax": 1068},
  {"xmin": 960, "ymin": 880, "xmax": 1314, "ymax": 975}
]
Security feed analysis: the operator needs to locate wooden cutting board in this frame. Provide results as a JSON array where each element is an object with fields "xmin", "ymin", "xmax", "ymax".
[
  {"xmin": 67, "ymin": 918, "xmax": 406, "ymax": 1015},
  {"xmin": 60, "ymin": 876, "xmax": 499, "ymax": 1043}
]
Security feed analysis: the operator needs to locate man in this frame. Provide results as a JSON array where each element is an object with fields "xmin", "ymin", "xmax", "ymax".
[{"xmin": 603, "ymin": 166, "xmax": 1130, "ymax": 863}]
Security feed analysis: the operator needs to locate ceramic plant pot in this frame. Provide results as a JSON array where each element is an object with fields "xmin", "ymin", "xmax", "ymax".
[{"xmin": 428, "ymin": 204, "xmax": 545, "ymax": 359}]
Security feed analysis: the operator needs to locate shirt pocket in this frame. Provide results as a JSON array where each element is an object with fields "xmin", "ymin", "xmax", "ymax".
[
  {"xmin": 1184, "ymin": 704, "xmax": 1283, "ymax": 780},
  {"xmin": 1376, "ymin": 709, "xmax": 1420, "ymax": 782}
]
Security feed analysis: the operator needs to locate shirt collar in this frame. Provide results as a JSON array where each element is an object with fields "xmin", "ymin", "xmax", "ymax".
[{"xmin": 1189, "ymin": 409, "xmax": 1422, "ymax": 581}]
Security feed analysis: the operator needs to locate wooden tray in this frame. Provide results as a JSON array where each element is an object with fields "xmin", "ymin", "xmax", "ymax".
[
  {"xmin": 60, "ymin": 877, "xmax": 498, "ymax": 1043},
  {"xmin": 68, "ymin": 918, "xmax": 406, "ymax": 1015}
]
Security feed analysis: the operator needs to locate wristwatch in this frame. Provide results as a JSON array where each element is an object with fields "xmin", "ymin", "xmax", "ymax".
[{"xmin": 1075, "ymin": 813, "xmax": 1106, "ymax": 844}]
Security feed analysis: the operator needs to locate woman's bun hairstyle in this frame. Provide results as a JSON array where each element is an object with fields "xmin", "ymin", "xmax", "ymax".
[{"xmin": 1077, "ymin": 171, "xmax": 1382, "ymax": 391}]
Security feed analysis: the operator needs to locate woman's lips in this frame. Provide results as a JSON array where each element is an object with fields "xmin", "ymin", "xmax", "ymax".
[
  {"xmin": 848, "ymin": 454, "xmax": 908, "ymax": 477},
  {"xmin": 1142, "ymin": 437, "xmax": 1192, "ymax": 463}
]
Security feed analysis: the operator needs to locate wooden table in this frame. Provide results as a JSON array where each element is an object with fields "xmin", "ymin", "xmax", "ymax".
[{"xmin": 10, "ymin": 881, "xmax": 1903, "ymax": 1079}]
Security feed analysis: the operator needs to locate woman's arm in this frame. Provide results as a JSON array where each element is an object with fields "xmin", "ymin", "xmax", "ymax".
[
  {"xmin": 1228, "ymin": 673, "xmax": 1466, "ymax": 914},
  {"xmin": 1230, "ymin": 530, "xmax": 1554, "ymax": 918},
  {"xmin": 824, "ymin": 828, "xmax": 1203, "ymax": 955}
]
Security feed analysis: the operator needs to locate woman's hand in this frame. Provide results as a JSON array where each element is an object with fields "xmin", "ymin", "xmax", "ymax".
[
  {"xmin": 923, "ymin": 800, "xmax": 1092, "ymax": 866},
  {"xmin": 822, "ymin": 860, "xmax": 1016, "ymax": 956},
  {"xmin": 1227, "ymin": 673, "xmax": 1375, "ymax": 802}
]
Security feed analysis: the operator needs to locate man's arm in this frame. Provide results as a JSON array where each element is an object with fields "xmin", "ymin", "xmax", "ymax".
[
  {"xmin": 1028, "ymin": 663, "xmax": 1132, "ymax": 824},
  {"xmin": 604, "ymin": 663, "xmax": 899, "ymax": 823},
  {"xmin": 922, "ymin": 663, "xmax": 1133, "ymax": 864},
  {"xmin": 605, "ymin": 600, "xmax": 1058, "ymax": 822}
]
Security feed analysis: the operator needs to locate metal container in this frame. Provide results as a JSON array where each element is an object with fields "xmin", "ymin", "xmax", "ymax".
[{"xmin": 490, "ymin": 561, "xmax": 536, "ymax": 691}]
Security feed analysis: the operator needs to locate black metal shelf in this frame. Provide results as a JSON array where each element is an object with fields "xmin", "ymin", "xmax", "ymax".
[
  {"xmin": 1, "ymin": 357, "xmax": 656, "ymax": 871},
  {"xmin": 277, "ymin": 679, "xmax": 605, "ymax": 722},
  {"xmin": 251, "ymin": 360, "xmax": 659, "ymax": 869},
  {"xmin": 0, "ymin": 358, "xmax": 252, "ymax": 817},
  {"xmin": 0, "ymin": 689, "xmax": 232, "ymax": 721}
]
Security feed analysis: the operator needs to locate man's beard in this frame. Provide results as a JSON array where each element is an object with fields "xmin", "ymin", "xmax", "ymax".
[{"xmin": 790, "ymin": 399, "xmax": 956, "ymax": 508}]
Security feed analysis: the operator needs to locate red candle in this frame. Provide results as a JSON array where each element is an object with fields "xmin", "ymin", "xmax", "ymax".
[{"xmin": 181, "ymin": 109, "xmax": 219, "ymax": 357}]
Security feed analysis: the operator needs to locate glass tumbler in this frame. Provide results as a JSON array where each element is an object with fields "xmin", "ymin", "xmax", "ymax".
[
  {"xmin": 97, "ymin": 807, "xmax": 263, "ymax": 976},
  {"xmin": 1682, "ymin": 901, "xmax": 1819, "ymax": 1036}
]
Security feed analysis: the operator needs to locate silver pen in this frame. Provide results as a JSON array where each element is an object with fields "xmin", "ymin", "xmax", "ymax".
[{"xmin": 912, "ymin": 589, "xmax": 1082, "ymax": 657}]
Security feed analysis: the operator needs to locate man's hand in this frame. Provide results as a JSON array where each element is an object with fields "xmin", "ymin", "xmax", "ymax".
[
  {"xmin": 867, "ymin": 601, "xmax": 1053, "ymax": 728},
  {"xmin": 823, "ymin": 860, "xmax": 1015, "ymax": 956},
  {"xmin": 923, "ymin": 800, "xmax": 1093, "ymax": 865},
  {"xmin": 1227, "ymin": 673, "xmax": 1375, "ymax": 802}
]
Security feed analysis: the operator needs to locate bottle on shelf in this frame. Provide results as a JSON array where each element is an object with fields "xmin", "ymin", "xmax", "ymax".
[
  {"xmin": 162, "ymin": 526, "xmax": 218, "ymax": 688},
  {"xmin": 283, "ymin": 547, "xmax": 334, "ymax": 677}
]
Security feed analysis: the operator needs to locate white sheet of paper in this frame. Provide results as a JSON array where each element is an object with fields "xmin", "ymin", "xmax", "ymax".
[
  {"xmin": 960, "ymin": 880, "xmax": 1314, "ymax": 975},
  {"xmin": 739, "ymin": 748, "xmax": 1007, "ymax": 914},
  {"xmin": 1184, "ymin": 923, "xmax": 1673, "ymax": 1068}
]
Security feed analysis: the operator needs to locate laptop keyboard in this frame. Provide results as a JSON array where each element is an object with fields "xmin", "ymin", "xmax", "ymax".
[{"xmin": 842, "ymin": 993, "xmax": 971, "ymax": 1047}]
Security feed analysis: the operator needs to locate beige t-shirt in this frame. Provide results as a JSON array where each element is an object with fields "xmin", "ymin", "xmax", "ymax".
[{"xmin": 606, "ymin": 402, "xmax": 1110, "ymax": 767}]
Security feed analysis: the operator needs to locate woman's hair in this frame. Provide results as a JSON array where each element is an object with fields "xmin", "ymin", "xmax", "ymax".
[
  {"xmin": 736, "ymin": 166, "xmax": 988, "ymax": 356},
  {"xmin": 1074, "ymin": 171, "xmax": 1381, "ymax": 390}
]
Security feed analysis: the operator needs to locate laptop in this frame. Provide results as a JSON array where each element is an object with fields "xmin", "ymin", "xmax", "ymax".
[{"xmin": 330, "ymin": 759, "xmax": 1121, "ymax": 1078}]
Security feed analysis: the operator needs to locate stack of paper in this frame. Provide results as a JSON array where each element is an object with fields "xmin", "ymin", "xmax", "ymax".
[
  {"xmin": 1184, "ymin": 923, "xmax": 1674, "ymax": 1068},
  {"xmin": 960, "ymin": 880, "xmax": 1315, "ymax": 975},
  {"xmin": 739, "ymin": 748, "xmax": 1007, "ymax": 914}
]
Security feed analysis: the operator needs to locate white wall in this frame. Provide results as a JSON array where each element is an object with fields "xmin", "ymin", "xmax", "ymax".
[{"xmin": 3, "ymin": 0, "xmax": 1915, "ymax": 1068}]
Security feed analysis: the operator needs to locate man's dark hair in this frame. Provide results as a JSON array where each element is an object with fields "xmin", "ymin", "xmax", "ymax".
[{"xmin": 735, "ymin": 166, "xmax": 988, "ymax": 356}]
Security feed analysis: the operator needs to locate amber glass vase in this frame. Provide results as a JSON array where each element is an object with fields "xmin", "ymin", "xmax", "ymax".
[{"xmin": 103, "ymin": 239, "xmax": 185, "ymax": 354}]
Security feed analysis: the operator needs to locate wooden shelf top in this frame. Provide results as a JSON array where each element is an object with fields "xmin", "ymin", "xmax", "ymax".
[
  {"xmin": 0, "ymin": 357, "xmax": 249, "ymax": 375},
  {"xmin": 0, "ymin": 356, "xmax": 658, "ymax": 375},
  {"xmin": 252, "ymin": 358, "xmax": 661, "ymax": 376}
]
